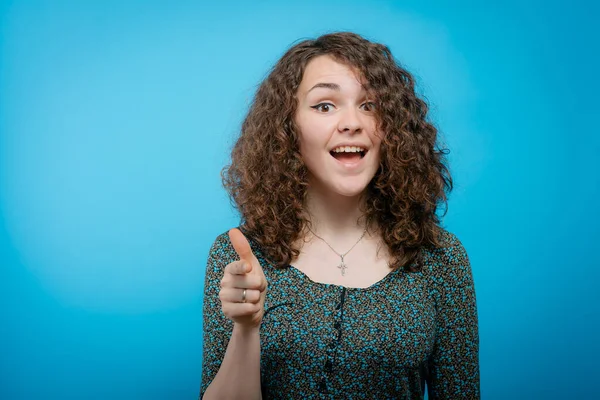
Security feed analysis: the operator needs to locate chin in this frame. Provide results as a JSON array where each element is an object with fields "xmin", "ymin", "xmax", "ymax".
[{"xmin": 332, "ymin": 181, "xmax": 371, "ymax": 198}]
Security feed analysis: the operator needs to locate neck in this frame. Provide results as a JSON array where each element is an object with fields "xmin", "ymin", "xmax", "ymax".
[{"xmin": 304, "ymin": 183, "xmax": 367, "ymax": 240}]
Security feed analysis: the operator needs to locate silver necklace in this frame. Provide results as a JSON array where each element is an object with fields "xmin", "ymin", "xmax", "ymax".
[{"xmin": 307, "ymin": 225, "xmax": 368, "ymax": 276}]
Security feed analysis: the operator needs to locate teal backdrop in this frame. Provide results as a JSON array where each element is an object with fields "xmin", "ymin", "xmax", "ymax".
[{"xmin": 1, "ymin": 1, "xmax": 598, "ymax": 399}]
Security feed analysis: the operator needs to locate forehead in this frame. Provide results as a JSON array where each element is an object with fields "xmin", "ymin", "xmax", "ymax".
[{"xmin": 298, "ymin": 55, "xmax": 366, "ymax": 94}]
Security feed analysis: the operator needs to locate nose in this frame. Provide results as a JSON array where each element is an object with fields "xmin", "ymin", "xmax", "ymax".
[{"xmin": 337, "ymin": 107, "xmax": 362, "ymax": 134}]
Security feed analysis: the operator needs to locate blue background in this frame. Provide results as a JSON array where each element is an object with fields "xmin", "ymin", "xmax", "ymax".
[{"xmin": 1, "ymin": 1, "xmax": 598, "ymax": 399}]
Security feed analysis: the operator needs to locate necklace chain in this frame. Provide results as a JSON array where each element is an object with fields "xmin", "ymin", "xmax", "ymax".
[{"xmin": 307, "ymin": 225, "xmax": 368, "ymax": 276}]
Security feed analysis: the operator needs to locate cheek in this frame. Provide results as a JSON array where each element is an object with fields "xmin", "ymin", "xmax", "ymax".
[
  {"xmin": 368, "ymin": 134, "xmax": 383, "ymax": 168},
  {"xmin": 369, "ymin": 131, "xmax": 383, "ymax": 151},
  {"xmin": 297, "ymin": 132, "xmax": 321, "ymax": 166},
  {"xmin": 297, "ymin": 121, "xmax": 331, "ymax": 154}
]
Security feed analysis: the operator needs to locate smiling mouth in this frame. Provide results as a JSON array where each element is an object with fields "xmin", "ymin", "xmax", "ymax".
[{"xmin": 329, "ymin": 150, "xmax": 366, "ymax": 162}]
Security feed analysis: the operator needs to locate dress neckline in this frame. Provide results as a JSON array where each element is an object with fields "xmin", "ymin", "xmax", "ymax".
[{"xmin": 286, "ymin": 264, "xmax": 401, "ymax": 291}]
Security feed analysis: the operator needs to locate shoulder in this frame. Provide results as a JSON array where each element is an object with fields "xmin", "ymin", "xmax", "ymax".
[
  {"xmin": 428, "ymin": 228, "xmax": 470, "ymax": 266},
  {"xmin": 420, "ymin": 227, "xmax": 474, "ymax": 288},
  {"xmin": 206, "ymin": 231, "xmax": 236, "ymax": 266}
]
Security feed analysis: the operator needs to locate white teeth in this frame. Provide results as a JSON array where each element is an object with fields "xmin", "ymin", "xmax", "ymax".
[{"xmin": 332, "ymin": 146, "xmax": 365, "ymax": 153}]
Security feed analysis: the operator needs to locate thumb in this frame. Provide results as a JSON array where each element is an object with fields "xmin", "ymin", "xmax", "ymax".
[{"xmin": 228, "ymin": 228, "xmax": 261, "ymax": 273}]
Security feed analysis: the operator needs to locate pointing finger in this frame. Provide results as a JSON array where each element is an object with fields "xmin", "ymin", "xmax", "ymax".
[{"xmin": 229, "ymin": 228, "xmax": 256, "ymax": 265}]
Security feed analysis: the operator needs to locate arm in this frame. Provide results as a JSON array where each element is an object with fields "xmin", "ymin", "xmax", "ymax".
[
  {"xmin": 426, "ymin": 233, "xmax": 480, "ymax": 399},
  {"xmin": 200, "ymin": 234, "xmax": 263, "ymax": 400}
]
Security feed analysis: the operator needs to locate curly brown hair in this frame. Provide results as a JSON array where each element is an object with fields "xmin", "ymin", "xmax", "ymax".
[{"xmin": 222, "ymin": 32, "xmax": 453, "ymax": 272}]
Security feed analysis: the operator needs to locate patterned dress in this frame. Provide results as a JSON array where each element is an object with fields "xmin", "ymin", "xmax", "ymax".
[{"xmin": 200, "ymin": 228, "xmax": 479, "ymax": 399}]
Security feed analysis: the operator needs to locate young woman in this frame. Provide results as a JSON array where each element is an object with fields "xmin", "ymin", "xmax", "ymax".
[{"xmin": 200, "ymin": 32, "xmax": 479, "ymax": 399}]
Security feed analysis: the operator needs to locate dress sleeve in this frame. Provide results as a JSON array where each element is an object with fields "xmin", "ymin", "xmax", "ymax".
[
  {"xmin": 199, "ymin": 234, "xmax": 236, "ymax": 399},
  {"xmin": 426, "ymin": 233, "xmax": 480, "ymax": 399}
]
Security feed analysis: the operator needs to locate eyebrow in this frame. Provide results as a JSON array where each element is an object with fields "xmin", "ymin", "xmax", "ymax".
[
  {"xmin": 307, "ymin": 82, "xmax": 341, "ymax": 93},
  {"xmin": 306, "ymin": 82, "xmax": 373, "ymax": 96}
]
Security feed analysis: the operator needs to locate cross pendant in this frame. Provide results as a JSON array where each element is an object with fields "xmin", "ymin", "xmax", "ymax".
[{"xmin": 338, "ymin": 255, "xmax": 347, "ymax": 276}]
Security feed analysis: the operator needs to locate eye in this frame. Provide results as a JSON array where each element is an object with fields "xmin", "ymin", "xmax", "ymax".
[
  {"xmin": 360, "ymin": 101, "xmax": 377, "ymax": 112},
  {"xmin": 310, "ymin": 103, "xmax": 335, "ymax": 113}
]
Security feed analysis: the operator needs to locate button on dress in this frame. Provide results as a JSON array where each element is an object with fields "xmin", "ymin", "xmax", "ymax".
[{"xmin": 200, "ymin": 229, "xmax": 479, "ymax": 399}]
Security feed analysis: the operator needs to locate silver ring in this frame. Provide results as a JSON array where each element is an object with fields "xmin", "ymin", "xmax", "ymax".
[{"xmin": 241, "ymin": 289, "xmax": 247, "ymax": 303}]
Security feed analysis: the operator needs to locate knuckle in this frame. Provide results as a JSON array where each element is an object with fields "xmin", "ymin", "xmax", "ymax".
[
  {"xmin": 247, "ymin": 303, "xmax": 259, "ymax": 314},
  {"xmin": 220, "ymin": 275, "xmax": 231, "ymax": 287},
  {"xmin": 225, "ymin": 262, "xmax": 237, "ymax": 274},
  {"xmin": 235, "ymin": 261, "xmax": 246, "ymax": 274},
  {"xmin": 250, "ymin": 277, "xmax": 262, "ymax": 289}
]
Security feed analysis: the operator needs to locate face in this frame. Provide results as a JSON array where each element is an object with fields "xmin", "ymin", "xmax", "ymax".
[{"xmin": 295, "ymin": 55, "xmax": 382, "ymax": 198}]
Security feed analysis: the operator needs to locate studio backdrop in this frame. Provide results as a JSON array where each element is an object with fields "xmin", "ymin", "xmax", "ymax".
[{"xmin": 1, "ymin": 1, "xmax": 598, "ymax": 399}]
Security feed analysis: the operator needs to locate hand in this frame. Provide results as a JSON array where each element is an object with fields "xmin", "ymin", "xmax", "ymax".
[{"xmin": 219, "ymin": 228, "xmax": 268, "ymax": 330}]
